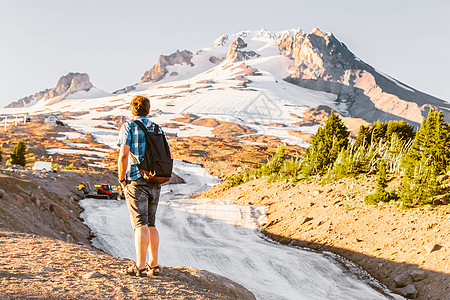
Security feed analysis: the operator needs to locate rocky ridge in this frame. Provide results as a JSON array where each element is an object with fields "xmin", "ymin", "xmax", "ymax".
[
  {"xmin": 140, "ymin": 50, "xmax": 194, "ymax": 83},
  {"xmin": 279, "ymin": 28, "xmax": 450, "ymax": 125},
  {"xmin": 225, "ymin": 37, "xmax": 260, "ymax": 62},
  {"xmin": 6, "ymin": 73, "xmax": 93, "ymax": 108}
]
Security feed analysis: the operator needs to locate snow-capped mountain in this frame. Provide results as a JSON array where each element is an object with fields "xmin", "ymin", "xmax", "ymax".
[
  {"xmin": 114, "ymin": 28, "xmax": 449, "ymax": 125},
  {"xmin": 2, "ymin": 28, "xmax": 449, "ymax": 147},
  {"xmin": 6, "ymin": 73, "xmax": 109, "ymax": 108}
]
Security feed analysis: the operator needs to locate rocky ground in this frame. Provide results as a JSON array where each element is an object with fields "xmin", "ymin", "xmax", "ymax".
[
  {"xmin": 0, "ymin": 230, "xmax": 254, "ymax": 299},
  {"xmin": 196, "ymin": 176, "xmax": 450, "ymax": 300},
  {"xmin": 0, "ymin": 169, "xmax": 256, "ymax": 299}
]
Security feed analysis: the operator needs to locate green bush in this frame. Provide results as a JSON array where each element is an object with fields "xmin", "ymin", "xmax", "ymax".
[
  {"xmin": 364, "ymin": 190, "xmax": 398, "ymax": 205},
  {"xmin": 10, "ymin": 140, "xmax": 27, "ymax": 166}
]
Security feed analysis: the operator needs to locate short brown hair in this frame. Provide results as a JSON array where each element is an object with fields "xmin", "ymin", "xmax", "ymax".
[{"xmin": 130, "ymin": 96, "xmax": 150, "ymax": 116}]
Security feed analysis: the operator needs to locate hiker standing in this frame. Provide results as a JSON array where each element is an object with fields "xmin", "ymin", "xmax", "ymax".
[{"xmin": 117, "ymin": 95, "xmax": 171, "ymax": 277}]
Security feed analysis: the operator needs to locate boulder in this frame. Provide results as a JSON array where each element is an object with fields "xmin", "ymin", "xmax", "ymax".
[
  {"xmin": 16, "ymin": 194, "xmax": 26, "ymax": 205},
  {"xmin": 209, "ymin": 56, "xmax": 221, "ymax": 64},
  {"xmin": 49, "ymin": 203, "xmax": 68, "ymax": 221},
  {"xmin": 66, "ymin": 234, "xmax": 75, "ymax": 243},
  {"xmin": 0, "ymin": 189, "xmax": 4, "ymax": 198},
  {"xmin": 393, "ymin": 274, "xmax": 413, "ymax": 287},
  {"xmin": 30, "ymin": 191, "xmax": 40, "ymax": 206},
  {"xmin": 425, "ymin": 244, "xmax": 442, "ymax": 253},
  {"xmin": 396, "ymin": 284, "xmax": 418, "ymax": 299},
  {"xmin": 411, "ymin": 269, "xmax": 427, "ymax": 282}
]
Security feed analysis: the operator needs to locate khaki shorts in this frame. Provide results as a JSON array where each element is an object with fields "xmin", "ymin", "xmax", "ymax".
[{"xmin": 124, "ymin": 178, "xmax": 161, "ymax": 229}]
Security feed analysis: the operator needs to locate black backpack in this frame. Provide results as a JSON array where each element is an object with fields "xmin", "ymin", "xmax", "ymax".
[{"xmin": 133, "ymin": 120, "xmax": 173, "ymax": 184}]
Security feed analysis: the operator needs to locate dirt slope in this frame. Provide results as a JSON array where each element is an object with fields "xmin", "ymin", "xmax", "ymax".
[{"xmin": 196, "ymin": 176, "xmax": 450, "ymax": 300}]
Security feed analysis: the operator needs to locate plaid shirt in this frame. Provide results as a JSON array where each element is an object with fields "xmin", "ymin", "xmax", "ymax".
[{"xmin": 117, "ymin": 116, "xmax": 165, "ymax": 181}]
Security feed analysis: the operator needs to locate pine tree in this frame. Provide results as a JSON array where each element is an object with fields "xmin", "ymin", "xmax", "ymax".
[
  {"xmin": 354, "ymin": 124, "xmax": 369, "ymax": 148},
  {"xmin": 408, "ymin": 109, "xmax": 450, "ymax": 175},
  {"xmin": 302, "ymin": 110, "xmax": 349, "ymax": 175},
  {"xmin": 355, "ymin": 120, "xmax": 414, "ymax": 149},
  {"xmin": 376, "ymin": 160, "xmax": 387, "ymax": 191},
  {"xmin": 385, "ymin": 120, "xmax": 414, "ymax": 142},
  {"xmin": 371, "ymin": 121, "xmax": 387, "ymax": 144},
  {"xmin": 400, "ymin": 109, "xmax": 450, "ymax": 205},
  {"xmin": 10, "ymin": 140, "xmax": 27, "ymax": 166}
]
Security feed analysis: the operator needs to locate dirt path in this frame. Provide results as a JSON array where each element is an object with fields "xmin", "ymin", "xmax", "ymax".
[{"xmin": 197, "ymin": 176, "xmax": 450, "ymax": 300}]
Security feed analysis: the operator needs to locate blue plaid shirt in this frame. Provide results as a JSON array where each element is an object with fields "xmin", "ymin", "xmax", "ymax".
[{"xmin": 117, "ymin": 116, "xmax": 165, "ymax": 181}]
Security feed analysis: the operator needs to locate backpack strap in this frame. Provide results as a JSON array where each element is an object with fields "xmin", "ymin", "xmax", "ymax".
[
  {"xmin": 133, "ymin": 120, "xmax": 160, "ymax": 135},
  {"xmin": 133, "ymin": 120, "xmax": 159, "ymax": 162}
]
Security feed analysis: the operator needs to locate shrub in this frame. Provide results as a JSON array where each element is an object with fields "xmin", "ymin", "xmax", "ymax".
[
  {"xmin": 64, "ymin": 163, "xmax": 74, "ymax": 170},
  {"xmin": 326, "ymin": 133, "xmax": 412, "ymax": 181},
  {"xmin": 225, "ymin": 143, "xmax": 304, "ymax": 188},
  {"xmin": 364, "ymin": 160, "xmax": 398, "ymax": 204},
  {"xmin": 302, "ymin": 110, "xmax": 349, "ymax": 175},
  {"xmin": 10, "ymin": 140, "xmax": 27, "ymax": 166}
]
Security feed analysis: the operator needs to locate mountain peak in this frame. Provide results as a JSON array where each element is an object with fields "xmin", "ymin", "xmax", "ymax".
[
  {"xmin": 6, "ymin": 72, "xmax": 93, "ymax": 108},
  {"xmin": 140, "ymin": 50, "xmax": 194, "ymax": 83}
]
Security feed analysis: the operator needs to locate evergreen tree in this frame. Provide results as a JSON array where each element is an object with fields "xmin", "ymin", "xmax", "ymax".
[
  {"xmin": 355, "ymin": 120, "xmax": 414, "ymax": 148},
  {"xmin": 371, "ymin": 121, "xmax": 387, "ymax": 144},
  {"xmin": 302, "ymin": 110, "xmax": 349, "ymax": 175},
  {"xmin": 408, "ymin": 109, "xmax": 450, "ymax": 175},
  {"xmin": 385, "ymin": 120, "xmax": 415, "ymax": 142},
  {"xmin": 354, "ymin": 124, "xmax": 370, "ymax": 148},
  {"xmin": 400, "ymin": 109, "xmax": 450, "ymax": 205},
  {"xmin": 364, "ymin": 160, "xmax": 398, "ymax": 204},
  {"xmin": 376, "ymin": 160, "xmax": 387, "ymax": 191},
  {"xmin": 10, "ymin": 140, "xmax": 27, "ymax": 166}
]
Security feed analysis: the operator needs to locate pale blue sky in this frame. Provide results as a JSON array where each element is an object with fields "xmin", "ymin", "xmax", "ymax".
[{"xmin": 1, "ymin": 0, "xmax": 449, "ymax": 107}]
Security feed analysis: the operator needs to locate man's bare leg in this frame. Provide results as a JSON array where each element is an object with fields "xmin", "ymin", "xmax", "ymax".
[
  {"xmin": 134, "ymin": 225, "xmax": 150, "ymax": 269},
  {"xmin": 148, "ymin": 226, "xmax": 159, "ymax": 268}
]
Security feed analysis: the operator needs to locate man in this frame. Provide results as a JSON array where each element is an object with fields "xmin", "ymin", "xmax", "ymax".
[{"xmin": 117, "ymin": 95, "xmax": 167, "ymax": 277}]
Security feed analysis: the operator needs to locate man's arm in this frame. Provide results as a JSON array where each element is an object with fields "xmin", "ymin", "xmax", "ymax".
[{"xmin": 118, "ymin": 144, "xmax": 130, "ymax": 186}]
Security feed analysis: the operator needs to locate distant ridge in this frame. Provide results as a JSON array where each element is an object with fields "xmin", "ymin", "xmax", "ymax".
[{"xmin": 6, "ymin": 72, "xmax": 94, "ymax": 108}]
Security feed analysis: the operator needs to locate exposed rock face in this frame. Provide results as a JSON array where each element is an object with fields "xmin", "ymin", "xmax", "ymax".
[
  {"xmin": 6, "ymin": 73, "xmax": 93, "ymax": 108},
  {"xmin": 140, "ymin": 50, "xmax": 193, "ymax": 83},
  {"xmin": 281, "ymin": 28, "xmax": 450, "ymax": 125},
  {"xmin": 226, "ymin": 37, "xmax": 260, "ymax": 62},
  {"xmin": 113, "ymin": 85, "xmax": 136, "ymax": 95}
]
